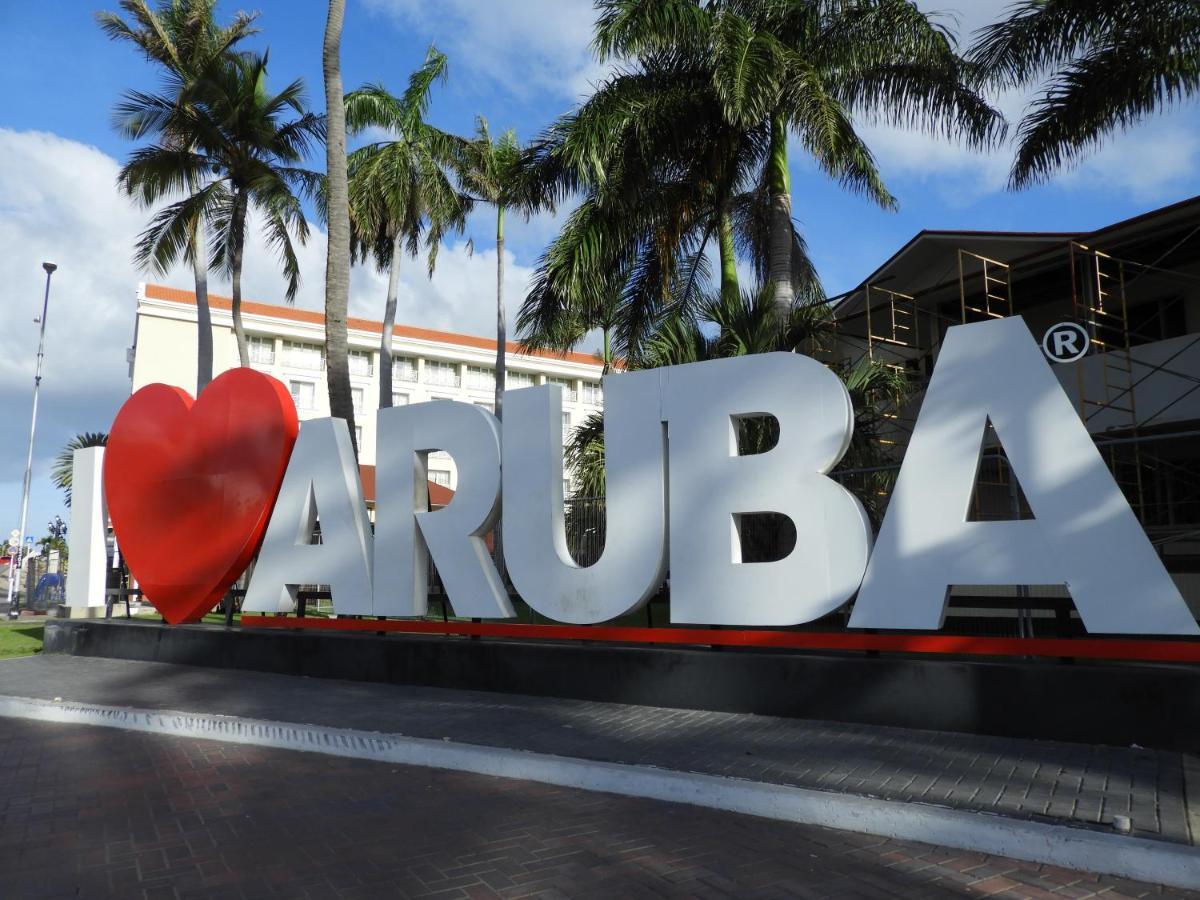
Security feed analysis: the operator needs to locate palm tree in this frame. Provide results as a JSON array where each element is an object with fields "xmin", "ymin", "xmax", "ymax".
[
  {"xmin": 51, "ymin": 432, "xmax": 109, "ymax": 507},
  {"xmin": 99, "ymin": 0, "xmax": 258, "ymax": 393},
  {"xmin": 455, "ymin": 119, "xmax": 528, "ymax": 421},
  {"xmin": 115, "ymin": 51, "xmax": 324, "ymax": 368},
  {"xmin": 323, "ymin": 0, "xmax": 356, "ymax": 454},
  {"xmin": 519, "ymin": 267, "xmax": 625, "ymax": 374},
  {"xmin": 969, "ymin": 0, "xmax": 1200, "ymax": 187},
  {"xmin": 345, "ymin": 47, "xmax": 472, "ymax": 409},
  {"xmin": 593, "ymin": 0, "xmax": 1005, "ymax": 308},
  {"xmin": 519, "ymin": 53, "xmax": 813, "ymax": 362}
]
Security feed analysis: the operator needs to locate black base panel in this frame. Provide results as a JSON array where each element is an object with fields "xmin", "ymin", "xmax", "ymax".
[{"xmin": 42, "ymin": 619, "xmax": 1200, "ymax": 752}]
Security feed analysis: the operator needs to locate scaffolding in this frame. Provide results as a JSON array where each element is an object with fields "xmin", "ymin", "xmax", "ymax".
[
  {"xmin": 864, "ymin": 284, "xmax": 918, "ymax": 362},
  {"xmin": 863, "ymin": 284, "xmax": 919, "ymax": 454},
  {"xmin": 1069, "ymin": 241, "xmax": 1145, "ymax": 515},
  {"xmin": 1069, "ymin": 242, "xmax": 1138, "ymax": 426},
  {"xmin": 957, "ymin": 250, "xmax": 1013, "ymax": 324}
]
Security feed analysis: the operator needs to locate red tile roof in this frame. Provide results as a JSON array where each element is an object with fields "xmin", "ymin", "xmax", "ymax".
[
  {"xmin": 359, "ymin": 465, "xmax": 454, "ymax": 508},
  {"xmin": 143, "ymin": 283, "xmax": 603, "ymax": 367}
]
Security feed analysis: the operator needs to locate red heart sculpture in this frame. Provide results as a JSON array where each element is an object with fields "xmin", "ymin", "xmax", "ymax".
[{"xmin": 103, "ymin": 368, "xmax": 299, "ymax": 624}]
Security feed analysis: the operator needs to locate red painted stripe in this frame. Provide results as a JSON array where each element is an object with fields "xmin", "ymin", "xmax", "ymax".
[{"xmin": 238, "ymin": 616, "xmax": 1200, "ymax": 663}]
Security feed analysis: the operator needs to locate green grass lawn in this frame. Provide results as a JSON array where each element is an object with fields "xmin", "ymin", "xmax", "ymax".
[{"xmin": 0, "ymin": 620, "xmax": 44, "ymax": 658}]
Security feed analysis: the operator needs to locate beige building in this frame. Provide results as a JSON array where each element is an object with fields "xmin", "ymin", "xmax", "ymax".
[{"xmin": 129, "ymin": 283, "xmax": 606, "ymax": 491}]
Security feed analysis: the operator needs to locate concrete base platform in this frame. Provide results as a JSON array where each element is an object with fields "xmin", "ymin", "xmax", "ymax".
[{"xmin": 43, "ymin": 618, "xmax": 1200, "ymax": 752}]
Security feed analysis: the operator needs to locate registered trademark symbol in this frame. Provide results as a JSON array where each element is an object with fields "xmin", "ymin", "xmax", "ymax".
[{"xmin": 1042, "ymin": 322, "xmax": 1090, "ymax": 363}]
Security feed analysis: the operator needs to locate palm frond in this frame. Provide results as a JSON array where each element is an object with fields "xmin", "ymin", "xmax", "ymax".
[
  {"xmin": 51, "ymin": 432, "xmax": 108, "ymax": 507},
  {"xmin": 1008, "ymin": 12, "xmax": 1200, "ymax": 186}
]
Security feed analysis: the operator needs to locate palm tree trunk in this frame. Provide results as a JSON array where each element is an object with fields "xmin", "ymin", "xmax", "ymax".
[
  {"xmin": 494, "ymin": 204, "xmax": 506, "ymax": 420},
  {"xmin": 718, "ymin": 211, "xmax": 739, "ymax": 305},
  {"xmin": 230, "ymin": 190, "xmax": 250, "ymax": 368},
  {"xmin": 322, "ymin": 0, "xmax": 356, "ymax": 456},
  {"xmin": 767, "ymin": 113, "xmax": 794, "ymax": 311},
  {"xmin": 378, "ymin": 231, "xmax": 403, "ymax": 410},
  {"xmin": 602, "ymin": 326, "xmax": 611, "ymax": 375},
  {"xmin": 192, "ymin": 216, "xmax": 214, "ymax": 391}
]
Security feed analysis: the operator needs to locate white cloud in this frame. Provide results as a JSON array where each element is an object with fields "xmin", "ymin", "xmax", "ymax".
[
  {"xmin": 0, "ymin": 127, "xmax": 536, "ymax": 538},
  {"xmin": 1054, "ymin": 123, "xmax": 1200, "ymax": 203},
  {"xmin": 361, "ymin": 0, "xmax": 600, "ymax": 104},
  {"xmin": 0, "ymin": 129, "xmax": 144, "ymax": 532},
  {"xmin": 353, "ymin": 239, "xmax": 535, "ymax": 337}
]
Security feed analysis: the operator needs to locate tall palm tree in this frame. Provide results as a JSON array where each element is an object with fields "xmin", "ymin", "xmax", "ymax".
[
  {"xmin": 969, "ymin": 0, "xmax": 1200, "ymax": 187},
  {"xmin": 99, "ymin": 0, "xmax": 258, "ymax": 393},
  {"xmin": 519, "ymin": 51, "xmax": 823, "ymax": 362},
  {"xmin": 323, "ymin": 0, "xmax": 356, "ymax": 454},
  {"xmin": 593, "ymin": 0, "xmax": 1005, "ymax": 309},
  {"xmin": 51, "ymin": 433, "xmax": 109, "ymax": 507},
  {"xmin": 345, "ymin": 47, "xmax": 473, "ymax": 409},
  {"xmin": 455, "ymin": 119, "xmax": 527, "ymax": 421},
  {"xmin": 116, "ymin": 51, "xmax": 324, "ymax": 368}
]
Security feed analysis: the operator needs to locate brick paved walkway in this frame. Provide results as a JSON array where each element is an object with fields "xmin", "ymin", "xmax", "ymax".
[
  {"xmin": 0, "ymin": 655, "xmax": 1194, "ymax": 846},
  {"xmin": 0, "ymin": 717, "xmax": 1194, "ymax": 899}
]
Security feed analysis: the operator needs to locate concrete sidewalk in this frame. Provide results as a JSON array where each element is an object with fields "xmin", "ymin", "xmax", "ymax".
[{"xmin": 0, "ymin": 654, "xmax": 1195, "ymax": 851}]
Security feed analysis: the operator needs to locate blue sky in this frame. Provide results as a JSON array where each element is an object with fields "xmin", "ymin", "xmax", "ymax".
[{"xmin": 2, "ymin": 0, "xmax": 1200, "ymax": 538}]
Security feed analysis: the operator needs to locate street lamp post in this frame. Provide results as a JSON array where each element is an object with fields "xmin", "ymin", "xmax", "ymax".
[{"xmin": 7, "ymin": 262, "xmax": 57, "ymax": 618}]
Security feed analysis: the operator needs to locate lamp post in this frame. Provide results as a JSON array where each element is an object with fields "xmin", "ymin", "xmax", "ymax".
[{"xmin": 7, "ymin": 262, "xmax": 57, "ymax": 618}]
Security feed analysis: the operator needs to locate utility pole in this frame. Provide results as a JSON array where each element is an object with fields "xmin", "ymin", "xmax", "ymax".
[{"xmin": 7, "ymin": 262, "xmax": 57, "ymax": 618}]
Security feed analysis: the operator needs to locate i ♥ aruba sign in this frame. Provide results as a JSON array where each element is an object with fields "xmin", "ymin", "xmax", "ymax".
[{"xmin": 91, "ymin": 316, "xmax": 1199, "ymax": 635}]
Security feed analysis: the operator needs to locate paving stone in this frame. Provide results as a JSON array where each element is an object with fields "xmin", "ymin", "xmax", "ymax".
[
  {"xmin": 2, "ymin": 717, "xmax": 1195, "ymax": 898},
  {"xmin": 4, "ymin": 720, "xmax": 1195, "ymax": 900}
]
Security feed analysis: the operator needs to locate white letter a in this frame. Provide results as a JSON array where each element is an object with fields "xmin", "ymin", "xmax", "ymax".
[{"xmin": 850, "ymin": 316, "xmax": 1198, "ymax": 636}]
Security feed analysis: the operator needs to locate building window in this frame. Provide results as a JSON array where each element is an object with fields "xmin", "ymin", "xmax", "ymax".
[
  {"xmin": 547, "ymin": 377, "xmax": 578, "ymax": 402},
  {"xmin": 349, "ymin": 349, "xmax": 374, "ymax": 377},
  {"xmin": 562, "ymin": 411, "xmax": 572, "ymax": 442},
  {"xmin": 289, "ymin": 380, "xmax": 316, "ymax": 410},
  {"xmin": 393, "ymin": 356, "xmax": 418, "ymax": 383},
  {"xmin": 466, "ymin": 365, "xmax": 495, "ymax": 391},
  {"xmin": 284, "ymin": 341, "xmax": 324, "ymax": 371},
  {"xmin": 392, "ymin": 392, "xmax": 409, "ymax": 406},
  {"xmin": 247, "ymin": 335, "xmax": 275, "ymax": 365},
  {"xmin": 563, "ymin": 478, "xmax": 572, "ymax": 498},
  {"xmin": 508, "ymin": 370, "xmax": 535, "ymax": 389},
  {"xmin": 430, "ymin": 394, "xmax": 454, "ymax": 402},
  {"xmin": 429, "ymin": 470, "xmax": 451, "ymax": 487},
  {"xmin": 354, "ymin": 425, "xmax": 363, "ymax": 448},
  {"xmin": 425, "ymin": 360, "xmax": 460, "ymax": 388},
  {"xmin": 351, "ymin": 387, "xmax": 364, "ymax": 414},
  {"xmin": 581, "ymin": 381, "xmax": 602, "ymax": 405}
]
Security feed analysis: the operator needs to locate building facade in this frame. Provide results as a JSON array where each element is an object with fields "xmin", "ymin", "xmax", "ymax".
[
  {"xmin": 129, "ymin": 283, "xmax": 606, "ymax": 493},
  {"xmin": 829, "ymin": 195, "xmax": 1200, "ymax": 619}
]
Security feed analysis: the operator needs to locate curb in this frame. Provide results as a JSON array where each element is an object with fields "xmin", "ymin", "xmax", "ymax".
[{"xmin": 1, "ymin": 694, "xmax": 1196, "ymax": 890}]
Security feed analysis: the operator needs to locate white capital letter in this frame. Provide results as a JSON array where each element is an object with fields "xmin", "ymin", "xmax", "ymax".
[
  {"xmin": 374, "ymin": 400, "xmax": 511, "ymax": 618},
  {"xmin": 65, "ymin": 446, "xmax": 109, "ymax": 608},
  {"xmin": 850, "ymin": 316, "xmax": 1198, "ymax": 635},
  {"xmin": 664, "ymin": 353, "xmax": 871, "ymax": 625},
  {"xmin": 502, "ymin": 372, "xmax": 668, "ymax": 624},
  {"xmin": 244, "ymin": 419, "xmax": 374, "ymax": 615}
]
